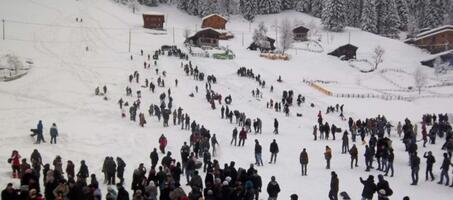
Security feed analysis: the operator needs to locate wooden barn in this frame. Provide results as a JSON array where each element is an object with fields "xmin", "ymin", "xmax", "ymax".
[
  {"xmin": 421, "ymin": 50, "xmax": 453, "ymax": 68},
  {"xmin": 142, "ymin": 12, "xmax": 165, "ymax": 29},
  {"xmin": 293, "ymin": 26, "xmax": 309, "ymax": 41},
  {"xmin": 201, "ymin": 14, "xmax": 227, "ymax": 30},
  {"xmin": 405, "ymin": 25, "xmax": 453, "ymax": 54},
  {"xmin": 328, "ymin": 44, "xmax": 358, "ymax": 60},
  {"xmin": 248, "ymin": 37, "xmax": 276, "ymax": 52},
  {"xmin": 185, "ymin": 28, "xmax": 221, "ymax": 47}
]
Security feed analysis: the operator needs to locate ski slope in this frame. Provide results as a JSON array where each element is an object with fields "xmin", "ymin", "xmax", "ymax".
[{"xmin": 1, "ymin": 0, "xmax": 453, "ymax": 199}]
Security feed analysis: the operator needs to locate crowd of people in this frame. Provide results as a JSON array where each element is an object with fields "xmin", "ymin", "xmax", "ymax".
[{"xmin": 5, "ymin": 46, "xmax": 453, "ymax": 200}]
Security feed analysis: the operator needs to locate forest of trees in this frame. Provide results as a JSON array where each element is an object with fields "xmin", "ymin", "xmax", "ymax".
[{"xmin": 121, "ymin": 0, "xmax": 453, "ymax": 39}]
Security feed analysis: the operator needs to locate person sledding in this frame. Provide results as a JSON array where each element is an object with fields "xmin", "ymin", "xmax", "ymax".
[{"xmin": 30, "ymin": 120, "xmax": 45, "ymax": 144}]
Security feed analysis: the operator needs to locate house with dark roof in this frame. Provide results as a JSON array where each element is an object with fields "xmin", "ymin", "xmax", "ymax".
[
  {"xmin": 293, "ymin": 26, "xmax": 309, "ymax": 41},
  {"xmin": 248, "ymin": 37, "xmax": 276, "ymax": 52},
  {"xmin": 328, "ymin": 44, "xmax": 358, "ymax": 60},
  {"xmin": 420, "ymin": 50, "xmax": 453, "ymax": 68},
  {"xmin": 185, "ymin": 28, "xmax": 221, "ymax": 47},
  {"xmin": 405, "ymin": 25, "xmax": 453, "ymax": 54}
]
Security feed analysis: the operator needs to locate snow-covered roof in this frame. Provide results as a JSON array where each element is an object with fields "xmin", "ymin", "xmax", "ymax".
[
  {"xmin": 413, "ymin": 25, "xmax": 453, "ymax": 41},
  {"xmin": 188, "ymin": 28, "xmax": 221, "ymax": 38},
  {"xmin": 202, "ymin": 14, "xmax": 227, "ymax": 22},
  {"xmin": 143, "ymin": 12, "xmax": 164, "ymax": 16}
]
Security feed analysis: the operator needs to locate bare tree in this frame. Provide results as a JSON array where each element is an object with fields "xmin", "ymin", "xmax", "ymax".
[
  {"xmin": 279, "ymin": 18, "xmax": 293, "ymax": 54},
  {"xmin": 183, "ymin": 28, "xmax": 191, "ymax": 40},
  {"xmin": 372, "ymin": 46, "xmax": 385, "ymax": 70},
  {"xmin": 5, "ymin": 54, "xmax": 22, "ymax": 75},
  {"xmin": 129, "ymin": 0, "xmax": 140, "ymax": 14},
  {"xmin": 414, "ymin": 67, "xmax": 427, "ymax": 95}
]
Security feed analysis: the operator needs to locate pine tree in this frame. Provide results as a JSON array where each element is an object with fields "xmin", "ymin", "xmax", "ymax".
[
  {"xmin": 142, "ymin": 0, "xmax": 158, "ymax": 6},
  {"xmin": 294, "ymin": 0, "xmax": 312, "ymax": 13},
  {"xmin": 281, "ymin": 0, "xmax": 294, "ymax": 10},
  {"xmin": 321, "ymin": 0, "xmax": 346, "ymax": 32},
  {"xmin": 422, "ymin": 0, "xmax": 445, "ymax": 29},
  {"xmin": 198, "ymin": 0, "xmax": 219, "ymax": 17},
  {"xmin": 240, "ymin": 0, "xmax": 256, "ymax": 21},
  {"xmin": 376, "ymin": 0, "xmax": 400, "ymax": 38},
  {"xmin": 311, "ymin": 0, "xmax": 323, "ymax": 17},
  {"xmin": 177, "ymin": 0, "xmax": 187, "ymax": 10},
  {"xmin": 258, "ymin": 0, "xmax": 282, "ymax": 14},
  {"xmin": 345, "ymin": 0, "xmax": 363, "ymax": 27},
  {"xmin": 395, "ymin": 0, "xmax": 409, "ymax": 30},
  {"xmin": 361, "ymin": 0, "xmax": 378, "ymax": 33},
  {"xmin": 186, "ymin": 0, "xmax": 199, "ymax": 16}
]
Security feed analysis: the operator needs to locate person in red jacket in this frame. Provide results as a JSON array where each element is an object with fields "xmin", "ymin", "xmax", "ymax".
[
  {"xmin": 239, "ymin": 128, "xmax": 247, "ymax": 146},
  {"xmin": 159, "ymin": 134, "xmax": 168, "ymax": 154},
  {"xmin": 9, "ymin": 150, "xmax": 21, "ymax": 178}
]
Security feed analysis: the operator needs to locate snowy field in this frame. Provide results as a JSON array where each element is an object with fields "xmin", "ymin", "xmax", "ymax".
[{"xmin": 1, "ymin": 0, "xmax": 453, "ymax": 199}]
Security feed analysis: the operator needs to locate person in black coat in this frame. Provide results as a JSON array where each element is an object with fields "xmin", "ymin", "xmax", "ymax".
[
  {"xmin": 266, "ymin": 176, "xmax": 280, "ymax": 200},
  {"xmin": 150, "ymin": 148, "xmax": 159, "ymax": 168},
  {"xmin": 117, "ymin": 183, "xmax": 130, "ymax": 200},
  {"xmin": 423, "ymin": 151, "xmax": 435, "ymax": 181},
  {"xmin": 329, "ymin": 171, "xmax": 339, "ymax": 200},
  {"xmin": 376, "ymin": 175, "xmax": 392, "ymax": 200},
  {"xmin": 438, "ymin": 153, "xmax": 451, "ymax": 186},
  {"xmin": 254, "ymin": 140, "xmax": 263, "ymax": 166},
  {"xmin": 269, "ymin": 139, "xmax": 279, "ymax": 164},
  {"xmin": 251, "ymin": 170, "xmax": 262, "ymax": 200},
  {"xmin": 410, "ymin": 152, "xmax": 420, "ymax": 185},
  {"xmin": 300, "ymin": 148, "xmax": 309, "ymax": 176},
  {"xmin": 360, "ymin": 175, "xmax": 376, "ymax": 200},
  {"xmin": 77, "ymin": 160, "xmax": 89, "ymax": 181},
  {"xmin": 1, "ymin": 183, "xmax": 19, "ymax": 200},
  {"xmin": 116, "ymin": 157, "xmax": 126, "ymax": 185}
]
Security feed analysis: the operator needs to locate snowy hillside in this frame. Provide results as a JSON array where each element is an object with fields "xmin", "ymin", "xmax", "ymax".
[{"xmin": 1, "ymin": 0, "xmax": 453, "ymax": 199}]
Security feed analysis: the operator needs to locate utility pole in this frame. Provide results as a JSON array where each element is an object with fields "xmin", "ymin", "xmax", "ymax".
[
  {"xmin": 172, "ymin": 26, "xmax": 175, "ymax": 44},
  {"xmin": 348, "ymin": 31, "xmax": 351, "ymax": 44},
  {"xmin": 128, "ymin": 29, "xmax": 131, "ymax": 53},
  {"xmin": 2, "ymin": 19, "xmax": 5, "ymax": 40},
  {"xmin": 241, "ymin": 32, "xmax": 244, "ymax": 47}
]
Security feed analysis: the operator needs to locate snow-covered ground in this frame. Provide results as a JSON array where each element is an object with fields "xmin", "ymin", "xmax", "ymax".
[{"xmin": 1, "ymin": 0, "xmax": 453, "ymax": 199}]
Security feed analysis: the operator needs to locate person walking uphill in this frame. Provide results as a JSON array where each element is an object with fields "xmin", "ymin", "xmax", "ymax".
[
  {"xmin": 410, "ymin": 152, "xmax": 420, "ymax": 185},
  {"xmin": 273, "ymin": 119, "xmax": 279, "ymax": 134},
  {"xmin": 300, "ymin": 148, "xmax": 308, "ymax": 176},
  {"xmin": 255, "ymin": 140, "xmax": 264, "ymax": 166},
  {"xmin": 239, "ymin": 127, "xmax": 247, "ymax": 146},
  {"xmin": 267, "ymin": 176, "xmax": 280, "ymax": 200},
  {"xmin": 50, "ymin": 123, "xmax": 58, "ymax": 144},
  {"xmin": 269, "ymin": 139, "xmax": 279, "ymax": 164},
  {"xmin": 329, "ymin": 171, "xmax": 339, "ymax": 200},
  {"xmin": 324, "ymin": 146, "xmax": 332, "ymax": 169}
]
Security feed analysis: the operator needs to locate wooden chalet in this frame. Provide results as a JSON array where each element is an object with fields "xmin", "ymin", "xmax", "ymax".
[
  {"xmin": 248, "ymin": 37, "xmax": 276, "ymax": 52},
  {"xmin": 142, "ymin": 12, "xmax": 165, "ymax": 29},
  {"xmin": 201, "ymin": 14, "xmax": 227, "ymax": 30},
  {"xmin": 328, "ymin": 44, "xmax": 358, "ymax": 60},
  {"xmin": 186, "ymin": 28, "xmax": 221, "ymax": 47},
  {"xmin": 405, "ymin": 25, "xmax": 453, "ymax": 54},
  {"xmin": 421, "ymin": 50, "xmax": 453, "ymax": 68},
  {"xmin": 293, "ymin": 26, "xmax": 309, "ymax": 41}
]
